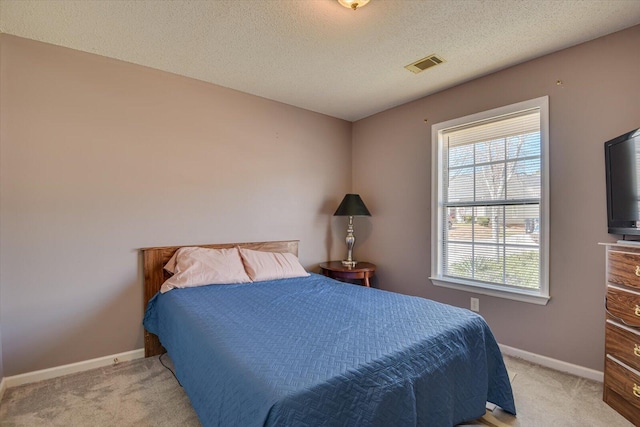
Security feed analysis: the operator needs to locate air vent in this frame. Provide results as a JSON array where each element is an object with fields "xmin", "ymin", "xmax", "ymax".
[{"xmin": 405, "ymin": 54, "xmax": 445, "ymax": 74}]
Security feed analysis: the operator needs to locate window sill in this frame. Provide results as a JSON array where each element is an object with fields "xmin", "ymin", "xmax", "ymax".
[{"xmin": 429, "ymin": 276, "xmax": 550, "ymax": 305}]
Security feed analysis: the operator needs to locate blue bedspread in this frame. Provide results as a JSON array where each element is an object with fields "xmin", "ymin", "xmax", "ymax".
[{"xmin": 143, "ymin": 273, "xmax": 515, "ymax": 427}]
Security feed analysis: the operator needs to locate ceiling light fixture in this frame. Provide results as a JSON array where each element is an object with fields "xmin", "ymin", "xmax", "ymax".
[{"xmin": 338, "ymin": 0, "xmax": 370, "ymax": 10}]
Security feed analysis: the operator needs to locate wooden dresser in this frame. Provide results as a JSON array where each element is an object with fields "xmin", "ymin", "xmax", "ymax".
[{"xmin": 603, "ymin": 243, "xmax": 640, "ymax": 426}]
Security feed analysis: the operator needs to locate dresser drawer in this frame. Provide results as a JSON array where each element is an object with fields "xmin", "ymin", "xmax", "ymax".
[
  {"xmin": 604, "ymin": 357, "xmax": 640, "ymax": 414},
  {"xmin": 607, "ymin": 286, "xmax": 640, "ymax": 327},
  {"xmin": 609, "ymin": 250, "xmax": 640, "ymax": 290},
  {"xmin": 606, "ymin": 321, "xmax": 640, "ymax": 371}
]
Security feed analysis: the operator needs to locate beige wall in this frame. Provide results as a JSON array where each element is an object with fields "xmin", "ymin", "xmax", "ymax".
[
  {"xmin": 352, "ymin": 25, "xmax": 640, "ymax": 371},
  {"xmin": 0, "ymin": 32, "xmax": 4, "ymax": 383},
  {"xmin": 1, "ymin": 25, "xmax": 638, "ymax": 378},
  {"xmin": 0, "ymin": 291, "xmax": 2, "ymax": 380},
  {"xmin": 0, "ymin": 35, "xmax": 352, "ymax": 376}
]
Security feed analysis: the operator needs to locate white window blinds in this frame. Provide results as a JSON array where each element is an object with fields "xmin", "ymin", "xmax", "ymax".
[{"xmin": 440, "ymin": 108, "xmax": 542, "ymax": 290}]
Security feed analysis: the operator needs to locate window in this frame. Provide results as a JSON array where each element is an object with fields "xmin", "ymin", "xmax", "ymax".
[{"xmin": 430, "ymin": 97, "xmax": 549, "ymax": 305}]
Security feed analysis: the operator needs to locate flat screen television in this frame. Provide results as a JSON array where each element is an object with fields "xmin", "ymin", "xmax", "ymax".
[{"xmin": 605, "ymin": 127, "xmax": 640, "ymax": 236}]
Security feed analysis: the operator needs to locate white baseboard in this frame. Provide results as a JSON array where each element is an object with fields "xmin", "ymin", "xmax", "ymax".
[
  {"xmin": 3, "ymin": 348, "xmax": 145, "ymax": 391},
  {"xmin": 499, "ymin": 343, "xmax": 603, "ymax": 382},
  {"xmin": 0, "ymin": 345, "xmax": 602, "ymax": 399}
]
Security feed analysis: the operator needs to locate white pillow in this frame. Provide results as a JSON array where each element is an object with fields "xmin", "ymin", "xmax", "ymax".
[
  {"xmin": 238, "ymin": 247, "xmax": 309, "ymax": 282},
  {"xmin": 160, "ymin": 247, "xmax": 251, "ymax": 293}
]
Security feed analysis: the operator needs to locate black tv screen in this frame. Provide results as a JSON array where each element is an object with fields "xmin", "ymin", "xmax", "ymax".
[{"xmin": 605, "ymin": 128, "xmax": 640, "ymax": 236}]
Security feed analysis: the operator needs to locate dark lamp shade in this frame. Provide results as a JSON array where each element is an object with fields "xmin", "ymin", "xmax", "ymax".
[{"xmin": 334, "ymin": 194, "xmax": 371, "ymax": 217}]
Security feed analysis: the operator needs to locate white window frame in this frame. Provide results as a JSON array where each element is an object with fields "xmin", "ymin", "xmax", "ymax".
[{"xmin": 430, "ymin": 96, "xmax": 550, "ymax": 305}]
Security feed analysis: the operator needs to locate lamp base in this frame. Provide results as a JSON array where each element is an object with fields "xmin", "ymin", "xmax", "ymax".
[{"xmin": 341, "ymin": 260, "xmax": 357, "ymax": 267}]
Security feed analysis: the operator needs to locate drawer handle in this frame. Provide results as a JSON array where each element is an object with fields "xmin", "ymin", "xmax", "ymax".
[
  {"xmin": 604, "ymin": 297, "xmax": 640, "ymax": 327},
  {"xmin": 635, "ymin": 384, "xmax": 640, "ymax": 398},
  {"xmin": 635, "ymin": 344, "xmax": 640, "ymax": 357},
  {"xmin": 636, "ymin": 266, "xmax": 640, "ymax": 277}
]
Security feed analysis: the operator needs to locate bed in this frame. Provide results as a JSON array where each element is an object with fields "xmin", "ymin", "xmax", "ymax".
[{"xmin": 142, "ymin": 240, "xmax": 516, "ymax": 427}]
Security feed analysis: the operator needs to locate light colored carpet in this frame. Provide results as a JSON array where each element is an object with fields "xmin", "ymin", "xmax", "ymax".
[
  {"xmin": 0, "ymin": 355, "xmax": 633, "ymax": 426},
  {"xmin": 0, "ymin": 356, "xmax": 199, "ymax": 427}
]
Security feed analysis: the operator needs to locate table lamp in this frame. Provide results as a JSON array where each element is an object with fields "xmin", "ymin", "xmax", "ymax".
[{"xmin": 334, "ymin": 194, "xmax": 371, "ymax": 267}]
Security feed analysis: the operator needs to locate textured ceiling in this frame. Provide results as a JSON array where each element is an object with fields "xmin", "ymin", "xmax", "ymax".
[{"xmin": 1, "ymin": 0, "xmax": 640, "ymax": 121}]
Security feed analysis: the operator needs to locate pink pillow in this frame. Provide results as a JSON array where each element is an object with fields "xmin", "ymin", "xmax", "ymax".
[
  {"xmin": 164, "ymin": 251, "xmax": 179, "ymax": 274},
  {"xmin": 238, "ymin": 248, "xmax": 309, "ymax": 282},
  {"xmin": 160, "ymin": 247, "xmax": 251, "ymax": 293}
]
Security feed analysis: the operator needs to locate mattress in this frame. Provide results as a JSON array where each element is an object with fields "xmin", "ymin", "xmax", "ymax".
[{"xmin": 143, "ymin": 273, "xmax": 515, "ymax": 426}]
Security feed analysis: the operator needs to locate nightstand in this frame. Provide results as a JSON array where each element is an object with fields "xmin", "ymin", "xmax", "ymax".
[{"xmin": 319, "ymin": 261, "xmax": 376, "ymax": 287}]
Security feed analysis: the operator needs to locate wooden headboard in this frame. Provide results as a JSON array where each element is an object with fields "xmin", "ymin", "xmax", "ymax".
[{"xmin": 141, "ymin": 240, "xmax": 299, "ymax": 357}]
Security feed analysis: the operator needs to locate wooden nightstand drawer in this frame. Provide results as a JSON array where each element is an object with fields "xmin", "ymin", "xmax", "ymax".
[
  {"xmin": 609, "ymin": 250, "xmax": 640, "ymax": 290},
  {"xmin": 606, "ymin": 321, "xmax": 640, "ymax": 371},
  {"xmin": 319, "ymin": 261, "xmax": 376, "ymax": 287},
  {"xmin": 604, "ymin": 357, "xmax": 640, "ymax": 414},
  {"xmin": 607, "ymin": 286, "xmax": 640, "ymax": 327}
]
